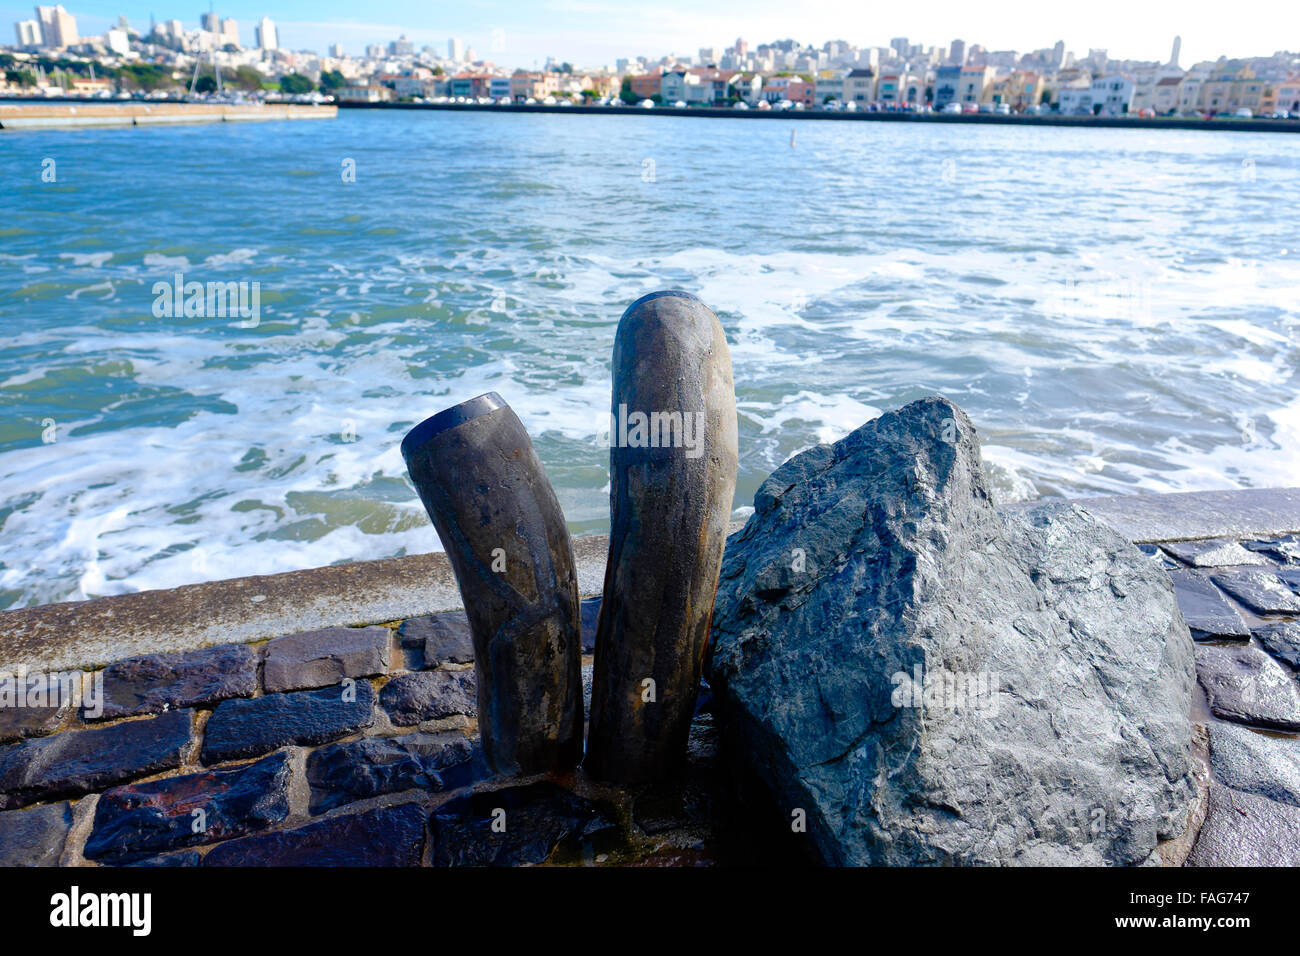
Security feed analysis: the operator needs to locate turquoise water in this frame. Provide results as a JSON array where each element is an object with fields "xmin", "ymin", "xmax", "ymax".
[{"xmin": 2, "ymin": 110, "xmax": 1298, "ymax": 608}]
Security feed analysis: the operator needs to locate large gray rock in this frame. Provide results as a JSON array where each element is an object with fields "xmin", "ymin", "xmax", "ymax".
[{"xmin": 707, "ymin": 397, "xmax": 1197, "ymax": 866}]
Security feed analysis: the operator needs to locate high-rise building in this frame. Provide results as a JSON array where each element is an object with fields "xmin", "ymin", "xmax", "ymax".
[
  {"xmin": 329, "ymin": 42, "xmax": 344, "ymax": 58},
  {"xmin": 14, "ymin": 19, "xmax": 41, "ymax": 45},
  {"xmin": 389, "ymin": 34, "xmax": 414, "ymax": 56},
  {"xmin": 35, "ymin": 5, "xmax": 78, "ymax": 49},
  {"xmin": 255, "ymin": 16, "xmax": 277, "ymax": 50},
  {"xmin": 201, "ymin": 11, "xmax": 218, "ymax": 32},
  {"xmin": 735, "ymin": 37, "xmax": 747, "ymax": 57},
  {"xmin": 220, "ymin": 18, "xmax": 238, "ymax": 45},
  {"xmin": 949, "ymin": 38, "xmax": 966, "ymax": 65},
  {"xmin": 1170, "ymin": 35, "xmax": 1181, "ymax": 68},
  {"xmin": 890, "ymin": 37, "xmax": 909, "ymax": 59},
  {"xmin": 105, "ymin": 25, "xmax": 130, "ymax": 54},
  {"xmin": 448, "ymin": 36, "xmax": 464, "ymax": 61}
]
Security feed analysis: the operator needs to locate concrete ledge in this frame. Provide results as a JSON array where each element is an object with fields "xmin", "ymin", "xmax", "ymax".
[{"xmin": 5, "ymin": 490, "xmax": 1299, "ymax": 673}]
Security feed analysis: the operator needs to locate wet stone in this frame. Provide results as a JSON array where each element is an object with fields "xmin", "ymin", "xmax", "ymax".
[
  {"xmin": 0, "ymin": 801, "xmax": 72, "ymax": 866},
  {"xmin": 84, "ymin": 751, "xmax": 293, "ymax": 863},
  {"xmin": 306, "ymin": 732, "xmax": 488, "ymax": 814},
  {"xmin": 1137, "ymin": 544, "xmax": 1182, "ymax": 570},
  {"xmin": 429, "ymin": 781, "xmax": 623, "ymax": 866},
  {"xmin": 1210, "ymin": 568, "xmax": 1300, "ymax": 615},
  {"xmin": 0, "ymin": 700, "xmax": 69, "ymax": 745},
  {"xmin": 1162, "ymin": 538, "xmax": 1269, "ymax": 568},
  {"xmin": 1254, "ymin": 620, "xmax": 1300, "ymax": 669},
  {"xmin": 1168, "ymin": 569, "xmax": 1249, "ymax": 640},
  {"xmin": 201, "ymin": 682, "xmax": 374, "ymax": 764},
  {"xmin": 380, "ymin": 669, "xmax": 475, "ymax": 726},
  {"xmin": 580, "ymin": 596, "xmax": 601, "ymax": 653},
  {"xmin": 399, "ymin": 613, "xmax": 474, "ymax": 668},
  {"xmin": 1195, "ymin": 643, "xmax": 1300, "ymax": 731},
  {"xmin": 264, "ymin": 626, "xmax": 391, "ymax": 694},
  {"xmin": 1187, "ymin": 783, "xmax": 1300, "ymax": 866},
  {"xmin": 96, "ymin": 643, "xmax": 257, "ymax": 720},
  {"xmin": 1243, "ymin": 535, "xmax": 1300, "ymax": 565},
  {"xmin": 125, "ymin": 850, "xmax": 201, "ymax": 867},
  {"xmin": 1208, "ymin": 721, "xmax": 1300, "ymax": 808},
  {"xmin": 0, "ymin": 709, "xmax": 192, "ymax": 810},
  {"xmin": 203, "ymin": 801, "xmax": 426, "ymax": 866}
]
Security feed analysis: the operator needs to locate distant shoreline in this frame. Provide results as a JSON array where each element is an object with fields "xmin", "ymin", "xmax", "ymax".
[{"xmin": 335, "ymin": 100, "xmax": 1300, "ymax": 133}]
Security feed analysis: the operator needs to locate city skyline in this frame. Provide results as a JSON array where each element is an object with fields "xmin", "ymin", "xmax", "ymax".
[{"xmin": 3, "ymin": 0, "xmax": 1296, "ymax": 68}]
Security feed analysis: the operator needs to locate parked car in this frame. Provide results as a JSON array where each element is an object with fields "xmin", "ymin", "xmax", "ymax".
[
  {"xmin": 639, "ymin": 99, "xmax": 655, "ymax": 108},
  {"xmin": 1234, "ymin": 108, "xmax": 1253, "ymax": 118},
  {"xmin": 995, "ymin": 103, "xmax": 1011, "ymax": 115},
  {"xmin": 672, "ymin": 100, "xmax": 687, "ymax": 108},
  {"xmin": 942, "ymin": 102, "xmax": 962, "ymax": 114},
  {"xmin": 733, "ymin": 101, "xmax": 749, "ymax": 110}
]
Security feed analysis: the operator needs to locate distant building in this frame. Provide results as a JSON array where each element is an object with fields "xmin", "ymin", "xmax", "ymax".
[
  {"xmin": 957, "ymin": 65, "xmax": 994, "ymax": 104},
  {"xmin": 255, "ymin": 16, "xmax": 277, "ymax": 51},
  {"xmin": 338, "ymin": 84, "xmax": 392, "ymax": 103},
  {"xmin": 105, "ymin": 25, "xmax": 130, "ymax": 55},
  {"xmin": 220, "ymin": 18, "xmax": 239, "ymax": 46},
  {"xmin": 949, "ymin": 38, "xmax": 966, "ymax": 66},
  {"xmin": 14, "ymin": 19, "xmax": 41, "ymax": 46},
  {"xmin": 201, "ymin": 12, "xmax": 218, "ymax": 32},
  {"xmin": 329, "ymin": 43, "xmax": 344, "ymax": 58},
  {"xmin": 448, "ymin": 37, "xmax": 464, "ymax": 62},
  {"xmin": 1090, "ymin": 74, "xmax": 1135, "ymax": 115},
  {"xmin": 1152, "ymin": 75, "xmax": 1183, "ymax": 114},
  {"xmin": 845, "ymin": 67, "xmax": 876, "ymax": 103},
  {"xmin": 933, "ymin": 64, "xmax": 962, "ymax": 107},
  {"xmin": 35, "ymin": 5, "xmax": 78, "ymax": 49},
  {"xmin": 1169, "ymin": 36, "xmax": 1181, "ymax": 69},
  {"xmin": 389, "ymin": 34, "xmax": 414, "ymax": 56}
]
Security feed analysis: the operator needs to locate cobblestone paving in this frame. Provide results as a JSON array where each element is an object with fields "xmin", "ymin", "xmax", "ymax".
[{"xmin": 0, "ymin": 534, "xmax": 1297, "ymax": 866}]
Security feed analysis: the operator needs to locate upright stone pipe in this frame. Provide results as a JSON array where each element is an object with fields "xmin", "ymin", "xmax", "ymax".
[
  {"xmin": 401, "ymin": 392, "xmax": 583, "ymax": 776},
  {"xmin": 586, "ymin": 291, "xmax": 739, "ymax": 783}
]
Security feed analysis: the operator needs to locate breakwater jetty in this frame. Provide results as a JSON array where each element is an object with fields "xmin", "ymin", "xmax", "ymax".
[{"xmin": 0, "ymin": 101, "xmax": 336, "ymax": 130}]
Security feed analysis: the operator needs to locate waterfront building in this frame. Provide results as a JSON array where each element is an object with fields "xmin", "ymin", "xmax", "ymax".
[
  {"xmin": 1277, "ymin": 75, "xmax": 1300, "ymax": 113},
  {"xmin": 844, "ymin": 67, "xmax": 876, "ymax": 104},
  {"xmin": 933, "ymin": 65, "xmax": 961, "ymax": 107},
  {"xmin": 957, "ymin": 64, "xmax": 995, "ymax": 104},
  {"xmin": 1090, "ymin": 74, "xmax": 1135, "ymax": 115},
  {"xmin": 338, "ymin": 84, "xmax": 392, "ymax": 103},
  {"xmin": 628, "ymin": 70, "xmax": 662, "ymax": 100},
  {"xmin": 1152, "ymin": 75, "xmax": 1183, "ymax": 113}
]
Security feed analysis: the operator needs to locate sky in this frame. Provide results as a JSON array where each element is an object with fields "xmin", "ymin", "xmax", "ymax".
[{"xmin": 4, "ymin": 0, "xmax": 1294, "ymax": 68}]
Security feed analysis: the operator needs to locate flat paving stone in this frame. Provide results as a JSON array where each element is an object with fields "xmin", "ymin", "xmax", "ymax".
[
  {"xmin": 84, "ymin": 751, "xmax": 293, "ymax": 863},
  {"xmin": 1254, "ymin": 620, "xmax": 1300, "ymax": 669},
  {"xmin": 96, "ymin": 643, "xmax": 257, "ymax": 720},
  {"xmin": 1208, "ymin": 720, "xmax": 1300, "ymax": 808},
  {"xmin": 203, "ymin": 801, "xmax": 426, "ymax": 866},
  {"xmin": 0, "ymin": 700, "xmax": 69, "ymax": 744},
  {"xmin": 429, "ymin": 781, "xmax": 622, "ymax": 866},
  {"xmin": 264, "ymin": 626, "xmax": 391, "ymax": 693},
  {"xmin": 1187, "ymin": 782, "xmax": 1300, "ymax": 866},
  {"xmin": 1210, "ymin": 568, "xmax": 1300, "ymax": 615},
  {"xmin": 306, "ymin": 731, "xmax": 487, "ymax": 814},
  {"xmin": 397, "ymin": 613, "xmax": 474, "ymax": 668},
  {"xmin": 1168, "ymin": 569, "xmax": 1249, "ymax": 639},
  {"xmin": 379, "ymin": 670, "xmax": 475, "ymax": 726},
  {"xmin": 1162, "ymin": 538, "xmax": 1270, "ymax": 568},
  {"xmin": 0, "ymin": 801, "xmax": 72, "ymax": 865},
  {"xmin": 1195, "ymin": 643, "xmax": 1300, "ymax": 731},
  {"xmin": 201, "ymin": 682, "xmax": 374, "ymax": 764},
  {"xmin": 0, "ymin": 709, "xmax": 192, "ymax": 809}
]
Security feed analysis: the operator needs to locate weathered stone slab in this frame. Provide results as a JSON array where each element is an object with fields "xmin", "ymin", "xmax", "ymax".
[
  {"xmin": 1186, "ymin": 783, "xmax": 1300, "ymax": 866},
  {"xmin": 1137, "ymin": 544, "xmax": 1181, "ymax": 569},
  {"xmin": 397, "ymin": 613, "xmax": 473, "ymax": 667},
  {"xmin": 1208, "ymin": 721, "xmax": 1300, "ymax": 808},
  {"xmin": 708, "ymin": 398, "xmax": 1198, "ymax": 866},
  {"xmin": 0, "ymin": 709, "xmax": 192, "ymax": 809},
  {"xmin": 1162, "ymin": 538, "xmax": 1269, "ymax": 568},
  {"xmin": 264, "ymin": 626, "xmax": 391, "ymax": 693},
  {"xmin": 96, "ymin": 643, "xmax": 257, "ymax": 720},
  {"xmin": 1210, "ymin": 568, "xmax": 1300, "ymax": 615},
  {"xmin": 1254, "ymin": 620, "xmax": 1300, "ymax": 669},
  {"xmin": 306, "ymin": 732, "xmax": 487, "ymax": 814},
  {"xmin": 0, "ymin": 701, "xmax": 69, "ymax": 744},
  {"xmin": 201, "ymin": 683, "xmax": 374, "ymax": 764},
  {"xmin": 125, "ymin": 850, "xmax": 201, "ymax": 867},
  {"xmin": 429, "ymin": 782, "xmax": 622, "ymax": 866},
  {"xmin": 1243, "ymin": 535, "xmax": 1300, "ymax": 565},
  {"xmin": 580, "ymin": 596, "xmax": 601, "ymax": 653},
  {"xmin": 1044, "ymin": 487, "xmax": 1300, "ymax": 544},
  {"xmin": 1195, "ymin": 644, "xmax": 1300, "ymax": 731},
  {"xmin": 203, "ymin": 802, "xmax": 426, "ymax": 866},
  {"xmin": 84, "ymin": 751, "xmax": 293, "ymax": 863},
  {"xmin": 1168, "ymin": 569, "xmax": 1250, "ymax": 639},
  {"xmin": 0, "ymin": 801, "xmax": 72, "ymax": 865},
  {"xmin": 379, "ymin": 670, "xmax": 475, "ymax": 726}
]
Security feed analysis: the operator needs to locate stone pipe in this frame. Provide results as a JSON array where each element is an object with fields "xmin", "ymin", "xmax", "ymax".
[
  {"xmin": 585, "ymin": 291, "xmax": 739, "ymax": 783},
  {"xmin": 401, "ymin": 392, "xmax": 583, "ymax": 776}
]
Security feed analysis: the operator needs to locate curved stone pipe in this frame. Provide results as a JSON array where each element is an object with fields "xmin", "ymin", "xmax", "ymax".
[
  {"xmin": 586, "ymin": 291, "xmax": 739, "ymax": 783},
  {"xmin": 401, "ymin": 393, "xmax": 583, "ymax": 776}
]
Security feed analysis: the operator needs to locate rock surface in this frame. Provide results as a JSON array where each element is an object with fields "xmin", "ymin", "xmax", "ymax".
[
  {"xmin": 96, "ymin": 644, "xmax": 257, "ymax": 719},
  {"xmin": 379, "ymin": 669, "xmax": 476, "ymax": 726},
  {"xmin": 1210, "ymin": 568, "xmax": 1300, "ymax": 615},
  {"xmin": 263, "ymin": 626, "xmax": 391, "ymax": 693},
  {"xmin": 203, "ymin": 802, "xmax": 426, "ymax": 866},
  {"xmin": 1253, "ymin": 620, "xmax": 1300, "ymax": 669},
  {"xmin": 398, "ymin": 613, "xmax": 474, "ymax": 667},
  {"xmin": 1186, "ymin": 783, "xmax": 1300, "ymax": 866},
  {"xmin": 1194, "ymin": 643, "xmax": 1300, "ymax": 730},
  {"xmin": 85, "ymin": 751, "xmax": 293, "ymax": 862},
  {"xmin": 0, "ymin": 801, "xmax": 72, "ymax": 865},
  {"xmin": 0, "ymin": 709, "xmax": 192, "ymax": 809},
  {"xmin": 1167, "ymin": 570, "xmax": 1249, "ymax": 640},
  {"xmin": 1208, "ymin": 721, "xmax": 1300, "ymax": 808},
  {"xmin": 1163, "ymin": 539, "xmax": 1268, "ymax": 568},
  {"xmin": 707, "ymin": 397, "xmax": 1198, "ymax": 866},
  {"xmin": 306, "ymin": 731, "xmax": 486, "ymax": 813},
  {"xmin": 201, "ymin": 682, "xmax": 374, "ymax": 763}
]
